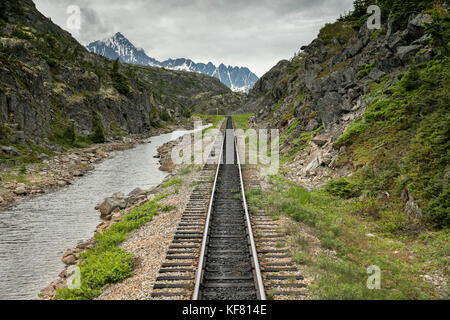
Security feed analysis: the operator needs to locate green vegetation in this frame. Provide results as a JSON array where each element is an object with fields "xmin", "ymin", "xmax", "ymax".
[
  {"xmin": 89, "ymin": 113, "xmax": 106, "ymax": 144},
  {"xmin": 49, "ymin": 107, "xmax": 100, "ymax": 148},
  {"xmin": 55, "ymin": 195, "xmax": 167, "ymax": 300},
  {"xmin": 335, "ymin": 119, "xmax": 367, "ymax": 146},
  {"xmin": 286, "ymin": 56, "xmax": 302, "ymax": 74},
  {"xmin": 340, "ymin": 0, "xmax": 436, "ymax": 29},
  {"xmin": 149, "ymin": 108, "xmax": 173, "ymax": 128},
  {"xmin": 425, "ymin": 5, "xmax": 450, "ymax": 57},
  {"xmin": 193, "ymin": 113, "xmax": 225, "ymax": 136},
  {"xmin": 357, "ymin": 63, "xmax": 374, "ymax": 79},
  {"xmin": 323, "ymin": 178, "xmax": 362, "ymax": 199},
  {"xmin": 162, "ymin": 178, "xmax": 183, "ymax": 188},
  {"xmin": 232, "ymin": 114, "xmax": 254, "ymax": 130},
  {"xmin": 111, "ymin": 59, "xmax": 130, "ymax": 95},
  {"xmin": 246, "ymin": 176, "xmax": 447, "ymax": 299},
  {"xmin": 319, "ymin": 21, "xmax": 356, "ymax": 45},
  {"xmin": 336, "ymin": 59, "xmax": 450, "ymax": 229}
]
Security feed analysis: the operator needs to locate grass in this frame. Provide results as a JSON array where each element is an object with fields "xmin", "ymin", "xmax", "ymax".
[
  {"xmin": 162, "ymin": 178, "xmax": 183, "ymax": 188},
  {"xmin": 232, "ymin": 114, "xmax": 254, "ymax": 131},
  {"xmin": 246, "ymin": 176, "xmax": 447, "ymax": 300},
  {"xmin": 193, "ymin": 113, "xmax": 225, "ymax": 135},
  {"xmin": 54, "ymin": 194, "xmax": 168, "ymax": 300}
]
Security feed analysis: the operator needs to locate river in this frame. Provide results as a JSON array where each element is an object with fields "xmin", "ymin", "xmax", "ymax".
[{"xmin": 0, "ymin": 126, "xmax": 208, "ymax": 300}]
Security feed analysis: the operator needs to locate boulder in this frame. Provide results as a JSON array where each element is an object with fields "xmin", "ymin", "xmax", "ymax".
[
  {"xmin": 305, "ymin": 119, "xmax": 320, "ymax": 132},
  {"xmin": 96, "ymin": 197, "xmax": 122, "ymax": 217},
  {"xmin": 397, "ymin": 45, "xmax": 423, "ymax": 63},
  {"xmin": 128, "ymin": 188, "xmax": 144, "ymax": 197},
  {"xmin": 62, "ymin": 249, "xmax": 77, "ymax": 265},
  {"xmin": 312, "ymin": 134, "xmax": 331, "ymax": 146},
  {"xmin": 76, "ymin": 239, "xmax": 96, "ymax": 250},
  {"xmin": 401, "ymin": 188, "xmax": 423, "ymax": 220},
  {"xmin": 1, "ymin": 146, "xmax": 20, "ymax": 157},
  {"xmin": 14, "ymin": 186, "xmax": 27, "ymax": 195},
  {"xmin": 368, "ymin": 68, "xmax": 386, "ymax": 82},
  {"xmin": 62, "ymin": 254, "xmax": 77, "ymax": 266},
  {"xmin": 73, "ymin": 170, "xmax": 84, "ymax": 177},
  {"xmin": 408, "ymin": 13, "xmax": 432, "ymax": 39}
]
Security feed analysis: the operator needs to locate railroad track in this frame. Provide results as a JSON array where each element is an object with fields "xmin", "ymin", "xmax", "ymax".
[
  {"xmin": 152, "ymin": 117, "xmax": 306, "ymax": 300},
  {"xmin": 192, "ymin": 117, "xmax": 265, "ymax": 300}
]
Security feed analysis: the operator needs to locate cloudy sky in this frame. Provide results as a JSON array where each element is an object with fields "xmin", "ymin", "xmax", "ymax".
[{"xmin": 34, "ymin": 0, "xmax": 354, "ymax": 77}]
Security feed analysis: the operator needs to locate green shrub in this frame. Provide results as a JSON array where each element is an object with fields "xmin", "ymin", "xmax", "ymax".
[
  {"xmin": 335, "ymin": 120, "xmax": 368, "ymax": 146},
  {"xmin": 89, "ymin": 113, "xmax": 106, "ymax": 143},
  {"xmin": 319, "ymin": 22, "xmax": 356, "ymax": 45},
  {"xmin": 160, "ymin": 109, "xmax": 173, "ymax": 122},
  {"xmin": 357, "ymin": 63, "xmax": 374, "ymax": 79},
  {"xmin": 323, "ymin": 178, "xmax": 362, "ymax": 199},
  {"xmin": 111, "ymin": 59, "xmax": 130, "ymax": 95},
  {"xmin": 425, "ymin": 9, "xmax": 450, "ymax": 56},
  {"xmin": 63, "ymin": 123, "xmax": 75, "ymax": 143},
  {"xmin": 149, "ymin": 109, "xmax": 161, "ymax": 128}
]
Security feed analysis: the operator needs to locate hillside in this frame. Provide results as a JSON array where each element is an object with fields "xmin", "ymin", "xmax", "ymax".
[
  {"xmin": 241, "ymin": 0, "xmax": 449, "ymax": 299},
  {"xmin": 0, "ymin": 0, "xmax": 244, "ymax": 160}
]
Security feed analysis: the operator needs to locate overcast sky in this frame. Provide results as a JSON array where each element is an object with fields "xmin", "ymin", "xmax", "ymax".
[{"xmin": 34, "ymin": 0, "xmax": 354, "ymax": 77}]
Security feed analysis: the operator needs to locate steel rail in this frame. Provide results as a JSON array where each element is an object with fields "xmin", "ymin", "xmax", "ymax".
[
  {"xmin": 234, "ymin": 123, "xmax": 266, "ymax": 300},
  {"xmin": 192, "ymin": 118, "xmax": 266, "ymax": 300},
  {"xmin": 192, "ymin": 124, "xmax": 225, "ymax": 300}
]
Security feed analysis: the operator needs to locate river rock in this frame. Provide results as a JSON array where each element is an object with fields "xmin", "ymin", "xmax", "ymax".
[
  {"xmin": 62, "ymin": 255, "xmax": 77, "ymax": 265},
  {"xmin": 76, "ymin": 239, "xmax": 96, "ymax": 250},
  {"xmin": 14, "ymin": 186, "xmax": 27, "ymax": 195},
  {"xmin": 62, "ymin": 250, "xmax": 77, "ymax": 265},
  {"xmin": 0, "ymin": 196, "xmax": 4, "ymax": 203},
  {"xmin": 73, "ymin": 170, "xmax": 84, "ymax": 177},
  {"xmin": 96, "ymin": 197, "xmax": 122, "ymax": 217},
  {"xmin": 57, "ymin": 180, "xmax": 67, "ymax": 187}
]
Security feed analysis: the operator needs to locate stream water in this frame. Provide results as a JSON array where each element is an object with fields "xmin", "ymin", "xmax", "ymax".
[{"xmin": 0, "ymin": 126, "xmax": 208, "ymax": 300}]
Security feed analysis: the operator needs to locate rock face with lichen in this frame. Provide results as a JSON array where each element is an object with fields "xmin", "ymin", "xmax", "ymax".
[
  {"xmin": 242, "ymin": 14, "xmax": 433, "ymax": 130},
  {"xmin": 240, "ymin": 2, "xmax": 449, "ymax": 228}
]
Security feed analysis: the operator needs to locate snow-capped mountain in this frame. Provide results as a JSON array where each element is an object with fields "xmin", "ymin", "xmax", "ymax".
[
  {"xmin": 86, "ymin": 33, "xmax": 258, "ymax": 93},
  {"xmin": 86, "ymin": 32, "xmax": 160, "ymax": 66}
]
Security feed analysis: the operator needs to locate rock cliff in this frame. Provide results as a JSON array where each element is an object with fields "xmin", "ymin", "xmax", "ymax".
[{"xmin": 242, "ymin": 1, "xmax": 449, "ymax": 228}]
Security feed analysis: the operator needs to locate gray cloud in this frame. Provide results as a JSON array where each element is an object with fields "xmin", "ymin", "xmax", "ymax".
[{"xmin": 34, "ymin": 0, "xmax": 354, "ymax": 76}]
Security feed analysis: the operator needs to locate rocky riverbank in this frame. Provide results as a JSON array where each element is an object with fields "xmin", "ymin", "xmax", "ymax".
[
  {"xmin": 0, "ymin": 125, "xmax": 184, "ymax": 208},
  {"xmin": 38, "ymin": 121, "xmax": 216, "ymax": 300}
]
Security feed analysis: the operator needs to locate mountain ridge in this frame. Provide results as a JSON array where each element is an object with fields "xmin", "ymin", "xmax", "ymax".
[{"xmin": 86, "ymin": 32, "xmax": 259, "ymax": 93}]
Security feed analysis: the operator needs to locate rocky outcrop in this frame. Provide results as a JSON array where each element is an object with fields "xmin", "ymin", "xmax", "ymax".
[
  {"xmin": 244, "ymin": 12, "xmax": 433, "ymax": 129},
  {"xmin": 242, "ymin": 11, "xmax": 435, "ymax": 188}
]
